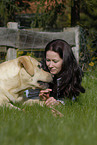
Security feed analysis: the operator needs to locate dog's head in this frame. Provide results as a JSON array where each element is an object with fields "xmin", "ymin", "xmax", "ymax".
[{"xmin": 18, "ymin": 56, "xmax": 53, "ymax": 90}]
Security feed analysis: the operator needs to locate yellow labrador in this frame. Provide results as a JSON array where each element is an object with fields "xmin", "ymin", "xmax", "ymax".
[{"xmin": 0, "ymin": 56, "xmax": 53, "ymax": 110}]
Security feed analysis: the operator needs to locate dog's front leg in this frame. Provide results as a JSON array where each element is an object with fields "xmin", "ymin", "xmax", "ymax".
[
  {"xmin": 5, "ymin": 103, "xmax": 21, "ymax": 111},
  {"xmin": 23, "ymin": 99, "xmax": 45, "ymax": 106}
]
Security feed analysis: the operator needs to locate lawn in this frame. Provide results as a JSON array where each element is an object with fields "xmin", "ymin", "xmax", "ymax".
[{"xmin": 0, "ymin": 68, "xmax": 97, "ymax": 145}]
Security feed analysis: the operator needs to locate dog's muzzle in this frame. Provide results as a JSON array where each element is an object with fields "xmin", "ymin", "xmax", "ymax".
[{"xmin": 37, "ymin": 81, "xmax": 49, "ymax": 89}]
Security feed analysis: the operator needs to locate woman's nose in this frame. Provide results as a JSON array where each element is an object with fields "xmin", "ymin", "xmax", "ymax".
[{"xmin": 49, "ymin": 61, "xmax": 53, "ymax": 67}]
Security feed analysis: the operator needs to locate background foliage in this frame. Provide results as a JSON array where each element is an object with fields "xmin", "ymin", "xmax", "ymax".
[
  {"xmin": 0, "ymin": 0, "xmax": 32, "ymax": 26},
  {"xmin": 0, "ymin": 0, "xmax": 97, "ymax": 31},
  {"xmin": 80, "ymin": 0, "xmax": 97, "ymax": 31},
  {"xmin": 0, "ymin": 0, "xmax": 97, "ymax": 68}
]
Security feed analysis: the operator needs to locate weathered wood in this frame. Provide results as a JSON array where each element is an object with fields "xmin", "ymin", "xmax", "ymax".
[
  {"xmin": 64, "ymin": 27, "xmax": 80, "ymax": 62},
  {"xmin": 0, "ymin": 27, "xmax": 19, "ymax": 48},
  {"xmin": 6, "ymin": 48, "xmax": 17, "ymax": 61},
  {"xmin": 0, "ymin": 25, "xmax": 80, "ymax": 61},
  {"xmin": 0, "ymin": 27, "xmax": 76, "ymax": 49},
  {"xmin": 5, "ymin": 22, "xmax": 18, "ymax": 60},
  {"xmin": 7, "ymin": 22, "xmax": 18, "ymax": 29}
]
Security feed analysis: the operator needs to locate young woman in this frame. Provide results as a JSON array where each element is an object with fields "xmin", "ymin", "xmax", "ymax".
[{"xmin": 39, "ymin": 39, "xmax": 85, "ymax": 106}]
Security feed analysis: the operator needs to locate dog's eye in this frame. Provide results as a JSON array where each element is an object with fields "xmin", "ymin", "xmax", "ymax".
[{"xmin": 37, "ymin": 64, "xmax": 41, "ymax": 69}]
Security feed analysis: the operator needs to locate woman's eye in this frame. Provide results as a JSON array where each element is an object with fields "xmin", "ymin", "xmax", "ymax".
[
  {"xmin": 53, "ymin": 60, "xmax": 58, "ymax": 63},
  {"xmin": 46, "ymin": 59, "xmax": 50, "ymax": 62}
]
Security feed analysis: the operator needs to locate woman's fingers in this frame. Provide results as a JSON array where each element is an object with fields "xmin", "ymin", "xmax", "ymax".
[
  {"xmin": 39, "ymin": 89, "xmax": 52, "ymax": 100},
  {"xmin": 39, "ymin": 93, "xmax": 47, "ymax": 101},
  {"xmin": 40, "ymin": 89, "xmax": 52, "ymax": 93},
  {"xmin": 45, "ymin": 97, "xmax": 58, "ymax": 107}
]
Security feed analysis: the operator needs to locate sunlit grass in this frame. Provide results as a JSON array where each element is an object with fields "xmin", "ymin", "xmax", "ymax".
[{"xmin": 0, "ymin": 69, "xmax": 97, "ymax": 145}]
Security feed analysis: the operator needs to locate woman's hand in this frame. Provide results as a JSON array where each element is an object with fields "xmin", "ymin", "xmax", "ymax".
[
  {"xmin": 45, "ymin": 97, "xmax": 59, "ymax": 107},
  {"xmin": 39, "ymin": 89, "xmax": 52, "ymax": 101},
  {"xmin": 39, "ymin": 89, "xmax": 59, "ymax": 107}
]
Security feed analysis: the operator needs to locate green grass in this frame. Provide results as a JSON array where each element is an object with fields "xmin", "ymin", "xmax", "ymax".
[{"xmin": 0, "ymin": 68, "xmax": 97, "ymax": 145}]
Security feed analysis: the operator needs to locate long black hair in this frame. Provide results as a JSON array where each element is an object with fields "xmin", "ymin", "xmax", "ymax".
[{"xmin": 42, "ymin": 39, "xmax": 85, "ymax": 99}]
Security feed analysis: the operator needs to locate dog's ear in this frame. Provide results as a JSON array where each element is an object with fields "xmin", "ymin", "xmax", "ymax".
[{"xmin": 18, "ymin": 56, "xmax": 34, "ymax": 76}]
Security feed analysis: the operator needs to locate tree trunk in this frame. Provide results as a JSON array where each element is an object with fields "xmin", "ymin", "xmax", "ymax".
[{"xmin": 71, "ymin": 0, "xmax": 80, "ymax": 26}]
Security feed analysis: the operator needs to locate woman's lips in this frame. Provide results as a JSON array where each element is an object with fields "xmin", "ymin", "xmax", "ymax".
[{"xmin": 49, "ymin": 68, "xmax": 56, "ymax": 72}]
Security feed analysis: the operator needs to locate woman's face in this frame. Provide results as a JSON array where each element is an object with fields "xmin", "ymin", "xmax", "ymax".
[{"xmin": 46, "ymin": 50, "xmax": 63, "ymax": 75}]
